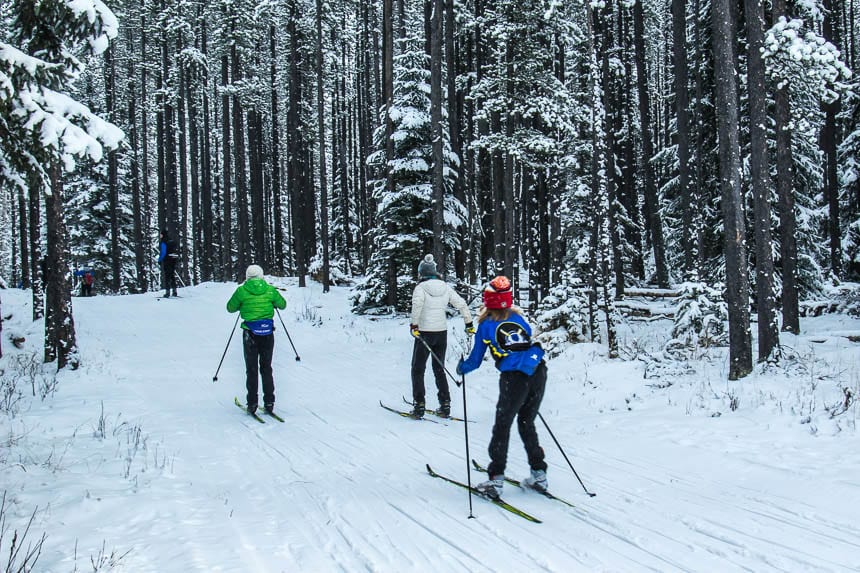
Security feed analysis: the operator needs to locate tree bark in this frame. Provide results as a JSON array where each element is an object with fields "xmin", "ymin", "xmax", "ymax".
[
  {"xmin": 672, "ymin": 0, "xmax": 694, "ymax": 277},
  {"xmin": 315, "ymin": 8, "xmax": 330, "ymax": 290},
  {"xmin": 822, "ymin": 0, "xmax": 842, "ymax": 277},
  {"xmin": 633, "ymin": 0, "xmax": 669, "ymax": 287},
  {"xmin": 430, "ymin": 0, "xmax": 445, "ymax": 272},
  {"xmin": 271, "ymin": 25, "xmax": 285, "ymax": 275},
  {"xmin": 711, "ymin": 0, "xmax": 752, "ymax": 379},
  {"xmin": 45, "ymin": 163, "xmax": 78, "ymax": 370},
  {"xmin": 745, "ymin": 0, "xmax": 779, "ymax": 360},
  {"xmin": 771, "ymin": 0, "xmax": 799, "ymax": 334}
]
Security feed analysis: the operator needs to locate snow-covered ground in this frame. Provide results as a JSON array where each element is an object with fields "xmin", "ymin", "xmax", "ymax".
[{"xmin": 1, "ymin": 280, "xmax": 858, "ymax": 572}]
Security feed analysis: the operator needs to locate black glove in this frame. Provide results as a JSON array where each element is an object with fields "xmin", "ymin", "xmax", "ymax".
[{"xmin": 465, "ymin": 322, "xmax": 476, "ymax": 336}]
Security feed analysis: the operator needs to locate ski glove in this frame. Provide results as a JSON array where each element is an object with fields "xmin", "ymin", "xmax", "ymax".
[
  {"xmin": 456, "ymin": 358, "xmax": 465, "ymax": 375},
  {"xmin": 465, "ymin": 323, "xmax": 476, "ymax": 336},
  {"xmin": 410, "ymin": 324, "xmax": 421, "ymax": 338}
]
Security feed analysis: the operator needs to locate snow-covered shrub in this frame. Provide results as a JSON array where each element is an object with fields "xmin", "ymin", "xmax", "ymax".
[
  {"xmin": 534, "ymin": 280, "xmax": 588, "ymax": 357},
  {"xmin": 308, "ymin": 255, "xmax": 354, "ymax": 288},
  {"xmin": 664, "ymin": 282, "xmax": 728, "ymax": 359}
]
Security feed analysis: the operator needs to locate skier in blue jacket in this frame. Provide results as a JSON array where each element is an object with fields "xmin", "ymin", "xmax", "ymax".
[{"xmin": 457, "ymin": 276, "xmax": 548, "ymax": 499}]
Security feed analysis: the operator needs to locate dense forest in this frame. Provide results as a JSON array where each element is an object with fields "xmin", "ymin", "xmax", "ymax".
[{"xmin": 1, "ymin": 0, "xmax": 858, "ymax": 379}]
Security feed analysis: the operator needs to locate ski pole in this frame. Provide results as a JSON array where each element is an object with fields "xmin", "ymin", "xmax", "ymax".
[
  {"xmin": 414, "ymin": 333, "xmax": 462, "ymax": 387},
  {"xmin": 460, "ymin": 359, "xmax": 475, "ymax": 519},
  {"xmin": 213, "ymin": 314, "xmax": 241, "ymax": 382},
  {"xmin": 275, "ymin": 308, "xmax": 301, "ymax": 361},
  {"xmin": 537, "ymin": 412, "xmax": 596, "ymax": 497}
]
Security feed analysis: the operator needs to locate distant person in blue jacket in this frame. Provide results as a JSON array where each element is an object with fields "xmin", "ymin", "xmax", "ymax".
[
  {"xmin": 158, "ymin": 229, "xmax": 179, "ymax": 298},
  {"xmin": 457, "ymin": 275, "xmax": 548, "ymax": 500}
]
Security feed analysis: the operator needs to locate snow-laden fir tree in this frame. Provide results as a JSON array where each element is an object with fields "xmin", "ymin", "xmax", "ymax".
[
  {"xmin": 0, "ymin": 0, "xmax": 123, "ymax": 368},
  {"xmin": 353, "ymin": 36, "xmax": 464, "ymax": 313}
]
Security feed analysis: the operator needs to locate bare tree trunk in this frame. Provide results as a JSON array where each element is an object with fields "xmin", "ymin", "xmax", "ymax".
[
  {"xmin": 315, "ymin": 6, "xmax": 330, "ymax": 290},
  {"xmin": 221, "ymin": 9, "xmax": 233, "ymax": 280},
  {"xmin": 672, "ymin": 0, "xmax": 694, "ymax": 276},
  {"xmin": 28, "ymin": 173, "xmax": 44, "ymax": 320},
  {"xmin": 231, "ymin": 42, "xmax": 250, "ymax": 278},
  {"xmin": 288, "ymin": 0, "xmax": 307, "ymax": 287},
  {"xmin": 271, "ymin": 25, "xmax": 285, "ymax": 275},
  {"xmin": 200, "ymin": 18, "xmax": 214, "ymax": 282},
  {"xmin": 383, "ymin": 0, "xmax": 396, "ymax": 303},
  {"xmin": 140, "ymin": 14, "xmax": 152, "ymax": 290},
  {"xmin": 822, "ymin": 0, "xmax": 842, "ymax": 277},
  {"xmin": 17, "ymin": 185, "xmax": 29, "ymax": 289},
  {"xmin": 45, "ymin": 163, "xmax": 78, "ymax": 370},
  {"xmin": 104, "ymin": 45, "xmax": 121, "ymax": 292},
  {"xmin": 712, "ymin": 0, "xmax": 752, "ymax": 379},
  {"xmin": 130, "ymin": 81, "xmax": 146, "ymax": 293},
  {"xmin": 772, "ymin": 0, "xmax": 798, "ymax": 333},
  {"xmin": 430, "ymin": 0, "xmax": 445, "ymax": 271},
  {"xmin": 633, "ymin": 0, "xmax": 669, "ymax": 287},
  {"xmin": 745, "ymin": 0, "xmax": 779, "ymax": 360}
]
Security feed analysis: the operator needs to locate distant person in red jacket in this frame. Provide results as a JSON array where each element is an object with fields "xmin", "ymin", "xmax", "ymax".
[{"xmin": 81, "ymin": 271, "xmax": 94, "ymax": 296}]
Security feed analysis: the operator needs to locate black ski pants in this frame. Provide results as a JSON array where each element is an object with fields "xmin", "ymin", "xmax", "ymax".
[
  {"xmin": 486, "ymin": 362, "xmax": 548, "ymax": 478},
  {"xmin": 411, "ymin": 331, "xmax": 449, "ymax": 406},
  {"xmin": 243, "ymin": 330, "xmax": 275, "ymax": 408},
  {"xmin": 163, "ymin": 257, "xmax": 178, "ymax": 295}
]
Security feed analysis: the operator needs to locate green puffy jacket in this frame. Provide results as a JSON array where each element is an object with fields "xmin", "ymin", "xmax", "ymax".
[{"xmin": 226, "ymin": 278, "xmax": 286, "ymax": 328}]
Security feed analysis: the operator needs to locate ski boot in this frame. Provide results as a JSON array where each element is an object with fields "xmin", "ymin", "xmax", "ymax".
[
  {"xmin": 522, "ymin": 469, "xmax": 548, "ymax": 493},
  {"xmin": 436, "ymin": 400, "xmax": 451, "ymax": 418},
  {"xmin": 411, "ymin": 401, "xmax": 425, "ymax": 419},
  {"xmin": 475, "ymin": 476, "xmax": 504, "ymax": 500}
]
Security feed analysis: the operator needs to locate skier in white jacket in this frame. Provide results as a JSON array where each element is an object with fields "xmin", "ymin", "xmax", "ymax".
[{"xmin": 409, "ymin": 254, "xmax": 474, "ymax": 418}]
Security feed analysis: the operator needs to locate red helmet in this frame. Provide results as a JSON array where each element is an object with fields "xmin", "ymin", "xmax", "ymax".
[{"xmin": 482, "ymin": 276, "xmax": 513, "ymax": 309}]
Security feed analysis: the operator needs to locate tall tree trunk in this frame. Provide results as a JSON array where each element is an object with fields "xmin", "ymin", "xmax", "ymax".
[
  {"xmin": 141, "ymin": 14, "xmax": 152, "ymax": 291},
  {"xmin": 28, "ymin": 173, "xmax": 43, "ymax": 320},
  {"xmin": 430, "ymin": 0, "xmax": 445, "ymax": 272},
  {"xmin": 163, "ymin": 26, "xmax": 179, "ymax": 247},
  {"xmin": 17, "ymin": 186, "xmax": 29, "ymax": 289},
  {"xmin": 188, "ymin": 67, "xmax": 201, "ymax": 285},
  {"xmin": 382, "ymin": 0, "xmax": 396, "ymax": 303},
  {"xmin": 177, "ymin": 42, "xmax": 190, "ymax": 285},
  {"xmin": 745, "ymin": 0, "xmax": 779, "ymax": 360},
  {"xmin": 315, "ymin": 7, "xmax": 330, "ymax": 291},
  {"xmin": 231, "ymin": 42, "xmax": 250, "ymax": 278},
  {"xmin": 221, "ymin": 30, "xmax": 233, "ymax": 280},
  {"xmin": 271, "ymin": 25, "xmax": 285, "ymax": 275},
  {"xmin": 288, "ymin": 0, "xmax": 307, "ymax": 287},
  {"xmin": 45, "ymin": 163, "xmax": 78, "ymax": 370},
  {"xmin": 633, "ymin": 0, "xmax": 669, "ymax": 287},
  {"xmin": 711, "ymin": 0, "xmax": 752, "ymax": 379},
  {"xmin": 822, "ymin": 0, "xmax": 842, "ymax": 277},
  {"xmin": 130, "ymin": 81, "xmax": 146, "ymax": 293},
  {"xmin": 200, "ymin": 18, "xmax": 214, "ymax": 282},
  {"xmin": 773, "ymin": 0, "xmax": 799, "ymax": 333},
  {"xmin": 672, "ymin": 0, "xmax": 694, "ymax": 276},
  {"xmin": 104, "ymin": 45, "xmax": 121, "ymax": 292}
]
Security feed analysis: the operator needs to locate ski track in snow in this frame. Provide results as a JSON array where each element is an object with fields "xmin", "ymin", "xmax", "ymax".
[{"xmin": 1, "ymin": 281, "xmax": 858, "ymax": 572}]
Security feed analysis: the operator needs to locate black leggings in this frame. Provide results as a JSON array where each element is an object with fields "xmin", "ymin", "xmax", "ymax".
[
  {"xmin": 411, "ymin": 331, "xmax": 449, "ymax": 405},
  {"xmin": 243, "ymin": 330, "xmax": 275, "ymax": 407},
  {"xmin": 486, "ymin": 362, "xmax": 548, "ymax": 477}
]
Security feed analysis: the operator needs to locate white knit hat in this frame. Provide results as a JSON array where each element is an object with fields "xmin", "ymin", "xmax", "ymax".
[{"xmin": 246, "ymin": 264, "xmax": 264, "ymax": 280}]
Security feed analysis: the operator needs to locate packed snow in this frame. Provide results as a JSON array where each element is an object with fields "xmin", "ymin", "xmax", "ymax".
[{"xmin": 0, "ymin": 279, "xmax": 858, "ymax": 572}]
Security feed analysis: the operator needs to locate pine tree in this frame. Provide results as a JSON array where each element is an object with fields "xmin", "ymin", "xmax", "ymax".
[{"xmin": 354, "ymin": 36, "xmax": 463, "ymax": 312}]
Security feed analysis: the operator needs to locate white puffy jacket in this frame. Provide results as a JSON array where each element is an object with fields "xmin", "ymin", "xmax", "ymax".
[{"xmin": 410, "ymin": 279, "xmax": 473, "ymax": 332}]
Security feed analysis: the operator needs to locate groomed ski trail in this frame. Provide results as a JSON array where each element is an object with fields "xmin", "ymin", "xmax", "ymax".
[{"xmin": 13, "ymin": 280, "xmax": 859, "ymax": 572}]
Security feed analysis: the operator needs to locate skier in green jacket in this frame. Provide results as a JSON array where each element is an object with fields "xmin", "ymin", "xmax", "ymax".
[{"xmin": 227, "ymin": 265, "xmax": 287, "ymax": 415}]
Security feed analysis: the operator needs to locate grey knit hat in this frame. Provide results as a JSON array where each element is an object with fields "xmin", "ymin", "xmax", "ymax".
[{"xmin": 417, "ymin": 254, "xmax": 437, "ymax": 278}]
